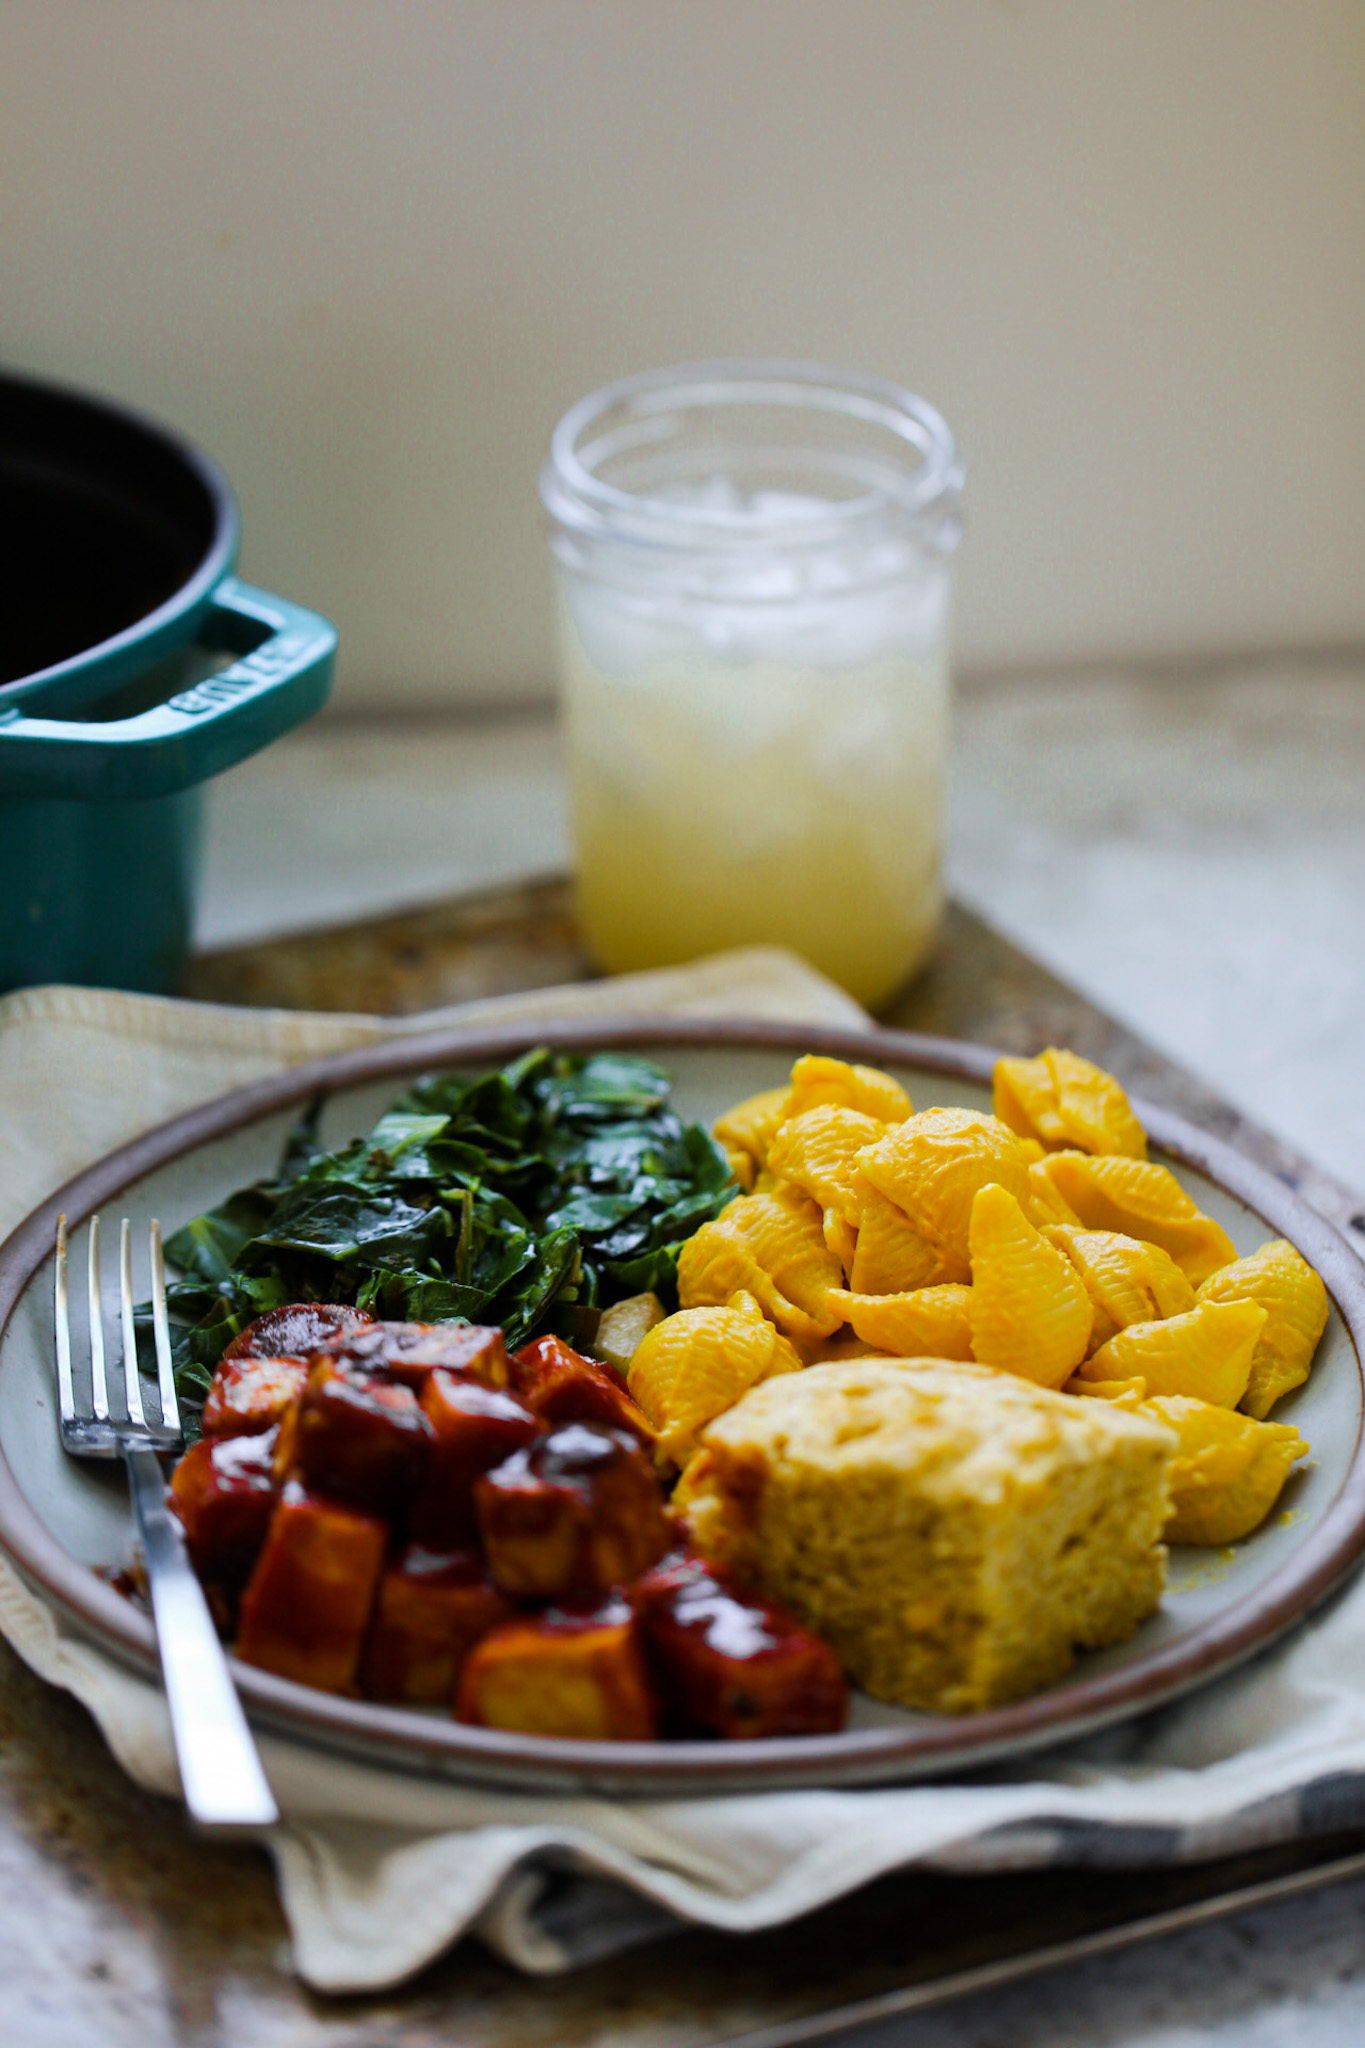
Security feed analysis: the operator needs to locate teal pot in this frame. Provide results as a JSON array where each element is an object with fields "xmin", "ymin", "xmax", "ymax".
[{"xmin": 0, "ymin": 371, "xmax": 337, "ymax": 995}]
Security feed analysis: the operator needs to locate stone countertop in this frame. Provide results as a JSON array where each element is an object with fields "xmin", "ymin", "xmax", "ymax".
[
  {"xmin": 947, "ymin": 656, "xmax": 1365, "ymax": 1202},
  {"xmin": 6, "ymin": 657, "xmax": 1365, "ymax": 2048}
]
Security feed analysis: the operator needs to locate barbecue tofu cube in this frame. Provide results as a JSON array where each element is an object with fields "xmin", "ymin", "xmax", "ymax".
[
  {"xmin": 278, "ymin": 1360, "xmax": 433, "ymax": 1514},
  {"xmin": 676, "ymin": 1360, "xmax": 1175, "ymax": 1714},
  {"xmin": 202, "ymin": 1355, "xmax": 310, "ymax": 1441},
  {"xmin": 221, "ymin": 1303, "xmax": 375, "ymax": 1364},
  {"xmin": 475, "ymin": 1424, "xmax": 670, "ymax": 1602},
  {"xmin": 632, "ymin": 1551, "xmax": 848, "ymax": 1739},
  {"xmin": 456, "ymin": 1597, "xmax": 659, "ymax": 1740},
  {"xmin": 168, "ymin": 1427, "xmax": 279, "ymax": 1590},
  {"xmin": 236, "ymin": 1483, "xmax": 387, "ymax": 1692},
  {"xmin": 408, "ymin": 1371, "xmax": 541, "ymax": 1545},
  {"xmin": 359, "ymin": 1546, "xmax": 513, "ymax": 1703},
  {"xmin": 318, "ymin": 1321, "xmax": 510, "ymax": 1390},
  {"xmin": 511, "ymin": 1334, "xmax": 655, "ymax": 1445},
  {"xmin": 204, "ymin": 1303, "xmax": 376, "ymax": 1439}
]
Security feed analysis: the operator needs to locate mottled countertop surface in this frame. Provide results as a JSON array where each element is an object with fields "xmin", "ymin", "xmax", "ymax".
[{"xmin": 7, "ymin": 655, "xmax": 1365, "ymax": 2047}]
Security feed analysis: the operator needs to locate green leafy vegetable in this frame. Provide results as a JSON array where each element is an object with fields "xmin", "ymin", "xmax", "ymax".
[{"xmin": 138, "ymin": 1050, "xmax": 737, "ymax": 1433}]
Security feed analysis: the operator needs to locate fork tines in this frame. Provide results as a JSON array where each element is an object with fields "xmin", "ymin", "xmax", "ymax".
[{"xmin": 55, "ymin": 1214, "xmax": 181, "ymax": 1455}]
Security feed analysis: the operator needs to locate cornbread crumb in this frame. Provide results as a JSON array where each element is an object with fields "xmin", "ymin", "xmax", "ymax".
[{"xmin": 675, "ymin": 1359, "xmax": 1175, "ymax": 1714}]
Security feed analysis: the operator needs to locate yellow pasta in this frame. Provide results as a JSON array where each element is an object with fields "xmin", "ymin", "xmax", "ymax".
[
  {"xmin": 856, "ymin": 1108, "xmax": 1032, "ymax": 1284},
  {"xmin": 1198, "ymin": 1239, "xmax": 1330, "ymax": 1419},
  {"xmin": 995, "ymin": 1048, "xmax": 1147, "ymax": 1159},
  {"xmin": 828, "ymin": 1283, "xmax": 975, "ymax": 1361},
  {"xmin": 1064, "ymin": 1374, "xmax": 1149, "ymax": 1410},
  {"xmin": 1032, "ymin": 1152, "xmax": 1237, "ymax": 1288},
  {"xmin": 847, "ymin": 1184, "xmax": 941, "ymax": 1294},
  {"xmin": 712, "ymin": 1086, "xmax": 790, "ymax": 1180},
  {"xmin": 1141, "ymin": 1395, "xmax": 1308, "ymax": 1545},
  {"xmin": 968, "ymin": 1183, "xmax": 1093, "ymax": 1389},
  {"xmin": 1046, "ymin": 1226, "xmax": 1195, "ymax": 1352},
  {"xmin": 628, "ymin": 1291, "xmax": 803, "ymax": 1463},
  {"xmin": 821, "ymin": 1208, "xmax": 859, "ymax": 1279},
  {"xmin": 1080, "ymin": 1298, "xmax": 1266, "ymax": 1407},
  {"xmin": 679, "ymin": 1045, "xmax": 1326, "ymax": 1564},
  {"xmin": 1024, "ymin": 1159, "xmax": 1084, "ymax": 1229},
  {"xmin": 678, "ymin": 1185, "xmax": 845, "ymax": 1343},
  {"xmin": 782, "ymin": 1053, "xmax": 913, "ymax": 1126},
  {"xmin": 767, "ymin": 1106, "xmax": 886, "ymax": 1226}
]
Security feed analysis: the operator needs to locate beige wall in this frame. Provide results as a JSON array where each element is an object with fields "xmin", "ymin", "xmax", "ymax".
[{"xmin": 4, "ymin": 0, "xmax": 1364, "ymax": 710}]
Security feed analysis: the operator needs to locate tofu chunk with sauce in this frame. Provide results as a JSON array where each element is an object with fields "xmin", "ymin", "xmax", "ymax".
[
  {"xmin": 360, "ymin": 1546, "xmax": 513, "ymax": 1703},
  {"xmin": 475, "ymin": 1424, "xmax": 670, "ymax": 1602},
  {"xmin": 236, "ymin": 1483, "xmax": 388, "ymax": 1692},
  {"xmin": 456, "ymin": 1598, "xmax": 659, "ymax": 1740}
]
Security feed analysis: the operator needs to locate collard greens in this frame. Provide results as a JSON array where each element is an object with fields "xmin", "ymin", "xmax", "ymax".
[{"xmin": 141, "ymin": 1049, "xmax": 736, "ymax": 1425}]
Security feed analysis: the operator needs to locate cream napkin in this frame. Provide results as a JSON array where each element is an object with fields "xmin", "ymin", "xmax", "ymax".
[
  {"xmin": 4, "ymin": 952, "xmax": 1365, "ymax": 1992},
  {"xmin": 0, "ymin": 947, "xmax": 865, "ymax": 1213}
]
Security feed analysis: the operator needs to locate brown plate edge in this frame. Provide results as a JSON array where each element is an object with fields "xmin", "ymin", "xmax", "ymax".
[{"xmin": 1, "ymin": 1013, "xmax": 1363, "ymax": 1795}]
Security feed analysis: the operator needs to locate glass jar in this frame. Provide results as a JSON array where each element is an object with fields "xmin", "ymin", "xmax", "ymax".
[{"xmin": 540, "ymin": 361, "xmax": 964, "ymax": 1009}]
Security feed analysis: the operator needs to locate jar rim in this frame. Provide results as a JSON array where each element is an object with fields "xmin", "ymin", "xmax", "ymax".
[{"xmin": 540, "ymin": 359, "xmax": 963, "ymax": 553}]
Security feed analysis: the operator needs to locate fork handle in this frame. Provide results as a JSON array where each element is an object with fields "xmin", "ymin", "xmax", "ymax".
[{"xmin": 125, "ymin": 1448, "xmax": 279, "ymax": 1830}]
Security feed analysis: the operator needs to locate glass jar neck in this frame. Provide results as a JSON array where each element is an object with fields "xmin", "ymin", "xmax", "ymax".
[{"xmin": 541, "ymin": 361, "xmax": 963, "ymax": 592}]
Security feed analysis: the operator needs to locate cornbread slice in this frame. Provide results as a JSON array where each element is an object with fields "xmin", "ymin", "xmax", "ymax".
[{"xmin": 675, "ymin": 1360, "xmax": 1176, "ymax": 1714}]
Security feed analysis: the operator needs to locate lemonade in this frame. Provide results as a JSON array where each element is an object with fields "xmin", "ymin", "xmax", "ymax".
[
  {"xmin": 541, "ymin": 364, "xmax": 963, "ymax": 1006},
  {"xmin": 557, "ymin": 585, "xmax": 949, "ymax": 1009}
]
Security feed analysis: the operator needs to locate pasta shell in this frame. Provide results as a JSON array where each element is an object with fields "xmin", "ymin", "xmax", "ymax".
[
  {"xmin": 793, "ymin": 1327, "xmax": 896, "ymax": 1366},
  {"xmin": 857, "ymin": 1108, "xmax": 1031, "ymax": 1283},
  {"xmin": 678, "ymin": 1186, "xmax": 845, "ymax": 1343},
  {"xmin": 828, "ymin": 1283, "xmax": 974, "ymax": 1361},
  {"xmin": 1046, "ymin": 1226, "xmax": 1196, "ymax": 1354},
  {"xmin": 1081, "ymin": 1298, "xmax": 1266, "ymax": 1407},
  {"xmin": 822, "ymin": 1208, "xmax": 859, "ymax": 1280},
  {"xmin": 782, "ymin": 1053, "xmax": 913, "ymax": 1125},
  {"xmin": 723, "ymin": 1148, "xmax": 756, "ymax": 1194},
  {"xmin": 712, "ymin": 1087, "xmax": 790, "ymax": 1178},
  {"xmin": 767, "ymin": 1105, "xmax": 886, "ymax": 1224},
  {"xmin": 1141, "ymin": 1394, "xmax": 1307, "ymax": 1545},
  {"xmin": 1024, "ymin": 1160, "xmax": 1084, "ymax": 1229},
  {"xmin": 848, "ymin": 1184, "xmax": 942, "ymax": 1294},
  {"xmin": 1034, "ymin": 1153, "xmax": 1237, "ymax": 1287},
  {"xmin": 968, "ymin": 1182, "xmax": 1093, "ymax": 1389},
  {"xmin": 1198, "ymin": 1239, "xmax": 1330, "ymax": 1419},
  {"xmin": 994, "ymin": 1048, "xmax": 1147, "ymax": 1159},
  {"xmin": 1064, "ymin": 1374, "xmax": 1149, "ymax": 1410},
  {"xmin": 628, "ymin": 1291, "xmax": 803, "ymax": 1464}
]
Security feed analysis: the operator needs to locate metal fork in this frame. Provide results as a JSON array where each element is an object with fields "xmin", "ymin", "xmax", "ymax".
[{"xmin": 55, "ymin": 1213, "xmax": 278, "ymax": 1830}]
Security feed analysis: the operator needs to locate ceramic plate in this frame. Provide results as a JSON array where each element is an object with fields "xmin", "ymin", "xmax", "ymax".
[{"xmin": 2, "ymin": 1019, "xmax": 1363, "ymax": 1795}]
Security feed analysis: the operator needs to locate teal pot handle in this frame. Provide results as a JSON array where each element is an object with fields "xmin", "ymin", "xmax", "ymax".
[{"xmin": 0, "ymin": 578, "xmax": 336, "ymax": 801}]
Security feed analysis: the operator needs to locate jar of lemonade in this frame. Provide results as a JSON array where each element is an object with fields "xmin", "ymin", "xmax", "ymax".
[{"xmin": 540, "ymin": 362, "xmax": 963, "ymax": 1009}]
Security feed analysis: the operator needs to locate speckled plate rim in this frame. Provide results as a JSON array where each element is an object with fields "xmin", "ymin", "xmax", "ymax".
[{"xmin": 1, "ymin": 1016, "xmax": 1363, "ymax": 1796}]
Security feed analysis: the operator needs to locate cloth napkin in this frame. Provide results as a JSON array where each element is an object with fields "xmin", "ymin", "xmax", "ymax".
[{"xmin": 3, "ymin": 952, "xmax": 1365, "ymax": 1993}]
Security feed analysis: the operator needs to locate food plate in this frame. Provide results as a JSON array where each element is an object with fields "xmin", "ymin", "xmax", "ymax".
[{"xmin": 2, "ymin": 1019, "xmax": 1363, "ymax": 1794}]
